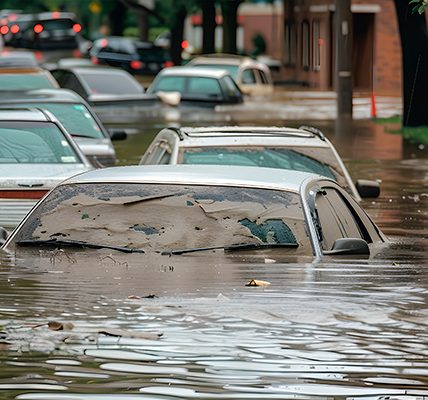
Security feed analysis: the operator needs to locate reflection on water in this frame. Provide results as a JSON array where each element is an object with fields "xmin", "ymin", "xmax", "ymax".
[{"xmin": 1, "ymin": 105, "xmax": 428, "ymax": 399}]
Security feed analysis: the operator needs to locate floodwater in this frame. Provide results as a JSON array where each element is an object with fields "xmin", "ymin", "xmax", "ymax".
[{"xmin": 1, "ymin": 92, "xmax": 428, "ymax": 400}]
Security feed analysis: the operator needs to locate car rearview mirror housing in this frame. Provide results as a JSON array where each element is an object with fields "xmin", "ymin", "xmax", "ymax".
[
  {"xmin": 356, "ymin": 179, "xmax": 380, "ymax": 198},
  {"xmin": 324, "ymin": 238, "xmax": 370, "ymax": 256}
]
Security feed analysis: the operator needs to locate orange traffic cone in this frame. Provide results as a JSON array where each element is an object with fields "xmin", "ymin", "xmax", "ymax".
[{"xmin": 370, "ymin": 92, "xmax": 377, "ymax": 118}]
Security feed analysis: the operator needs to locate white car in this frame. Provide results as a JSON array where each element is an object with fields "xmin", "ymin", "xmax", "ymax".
[
  {"xmin": 2, "ymin": 165, "xmax": 386, "ymax": 258},
  {"xmin": 188, "ymin": 54, "xmax": 273, "ymax": 96},
  {"xmin": 139, "ymin": 125, "xmax": 381, "ymax": 201},
  {"xmin": 0, "ymin": 108, "xmax": 93, "ymax": 232}
]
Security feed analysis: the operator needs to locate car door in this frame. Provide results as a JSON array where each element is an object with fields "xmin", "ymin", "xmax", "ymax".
[{"xmin": 306, "ymin": 181, "xmax": 385, "ymax": 256}]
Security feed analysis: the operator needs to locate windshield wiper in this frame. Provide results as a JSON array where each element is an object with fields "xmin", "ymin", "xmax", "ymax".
[
  {"xmin": 16, "ymin": 239, "xmax": 145, "ymax": 254},
  {"xmin": 162, "ymin": 242, "xmax": 298, "ymax": 256}
]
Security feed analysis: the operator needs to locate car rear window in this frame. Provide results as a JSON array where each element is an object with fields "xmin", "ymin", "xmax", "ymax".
[
  {"xmin": 136, "ymin": 45, "xmax": 166, "ymax": 61},
  {"xmin": 80, "ymin": 72, "xmax": 143, "ymax": 95},
  {"xmin": 151, "ymin": 76, "xmax": 222, "ymax": 97},
  {"xmin": 42, "ymin": 18, "xmax": 75, "ymax": 31},
  {"xmin": 0, "ymin": 73, "xmax": 56, "ymax": 90},
  {"xmin": 19, "ymin": 102, "xmax": 104, "ymax": 139},
  {"xmin": 181, "ymin": 147, "xmax": 337, "ymax": 180},
  {"xmin": 0, "ymin": 121, "xmax": 80, "ymax": 164}
]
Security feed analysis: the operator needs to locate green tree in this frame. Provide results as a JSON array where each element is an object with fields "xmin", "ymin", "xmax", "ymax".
[{"xmin": 397, "ymin": 0, "xmax": 428, "ymax": 127}]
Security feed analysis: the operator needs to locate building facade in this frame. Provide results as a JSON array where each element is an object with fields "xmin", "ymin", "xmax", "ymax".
[{"xmin": 281, "ymin": 0, "xmax": 402, "ymax": 95}]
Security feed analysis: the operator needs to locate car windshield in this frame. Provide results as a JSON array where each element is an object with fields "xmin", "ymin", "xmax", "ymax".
[
  {"xmin": 150, "ymin": 76, "xmax": 222, "ymax": 98},
  {"xmin": 192, "ymin": 64, "xmax": 239, "ymax": 80},
  {"xmin": 80, "ymin": 72, "xmax": 143, "ymax": 95},
  {"xmin": 18, "ymin": 102, "xmax": 104, "ymax": 139},
  {"xmin": 180, "ymin": 147, "xmax": 336, "ymax": 180},
  {"xmin": 0, "ymin": 73, "xmax": 56, "ymax": 90},
  {"xmin": 12, "ymin": 183, "xmax": 311, "ymax": 254},
  {"xmin": 0, "ymin": 121, "xmax": 80, "ymax": 164}
]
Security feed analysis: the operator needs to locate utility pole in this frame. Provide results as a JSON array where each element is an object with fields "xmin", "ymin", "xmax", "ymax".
[{"xmin": 335, "ymin": 0, "xmax": 353, "ymax": 118}]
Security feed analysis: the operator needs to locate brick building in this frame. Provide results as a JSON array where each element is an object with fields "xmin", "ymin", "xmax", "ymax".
[
  {"xmin": 185, "ymin": 1, "xmax": 401, "ymax": 96},
  {"xmin": 281, "ymin": 0, "xmax": 402, "ymax": 95}
]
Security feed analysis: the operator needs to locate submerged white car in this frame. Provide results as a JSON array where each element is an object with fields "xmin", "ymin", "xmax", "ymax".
[
  {"xmin": 188, "ymin": 54, "xmax": 274, "ymax": 96},
  {"xmin": 0, "ymin": 108, "xmax": 93, "ymax": 232},
  {"xmin": 139, "ymin": 126, "xmax": 381, "ymax": 201},
  {"xmin": 2, "ymin": 165, "xmax": 386, "ymax": 258}
]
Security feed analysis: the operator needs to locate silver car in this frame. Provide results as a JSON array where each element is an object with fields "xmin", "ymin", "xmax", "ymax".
[
  {"xmin": 139, "ymin": 126, "xmax": 381, "ymax": 201},
  {"xmin": 0, "ymin": 88, "xmax": 121, "ymax": 167},
  {"xmin": 0, "ymin": 108, "xmax": 92, "ymax": 232},
  {"xmin": 2, "ymin": 165, "xmax": 386, "ymax": 258},
  {"xmin": 188, "ymin": 54, "xmax": 274, "ymax": 96}
]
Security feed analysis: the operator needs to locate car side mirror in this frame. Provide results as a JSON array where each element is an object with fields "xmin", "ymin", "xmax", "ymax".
[
  {"xmin": 109, "ymin": 129, "xmax": 127, "ymax": 141},
  {"xmin": 324, "ymin": 238, "xmax": 370, "ymax": 256},
  {"xmin": 356, "ymin": 179, "xmax": 380, "ymax": 198}
]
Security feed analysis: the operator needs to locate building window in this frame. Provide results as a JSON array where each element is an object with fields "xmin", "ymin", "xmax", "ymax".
[
  {"xmin": 284, "ymin": 20, "xmax": 296, "ymax": 67},
  {"xmin": 312, "ymin": 20, "xmax": 321, "ymax": 71},
  {"xmin": 302, "ymin": 20, "xmax": 310, "ymax": 70}
]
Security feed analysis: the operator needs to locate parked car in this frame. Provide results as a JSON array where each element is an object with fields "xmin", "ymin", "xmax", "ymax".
[
  {"xmin": 139, "ymin": 126, "xmax": 381, "ymax": 201},
  {"xmin": 188, "ymin": 54, "xmax": 273, "ymax": 96},
  {"xmin": 50, "ymin": 66, "xmax": 163, "ymax": 108},
  {"xmin": 0, "ymin": 88, "xmax": 122, "ymax": 167},
  {"xmin": 0, "ymin": 108, "xmax": 93, "ymax": 231},
  {"xmin": 147, "ymin": 66, "xmax": 244, "ymax": 107},
  {"xmin": 0, "ymin": 66, "xmax": 58, "ymax": 90},
  {"xmin": 11, "ymin": 12, "xmax": 83, "ymax": 49},
  {"xmin": 0, "ymin": 50, "xmax": 39, "ymax": 67},
  {"xmin": 89, "ymin": 36, "xmax": 172, "ymax": 75},
  {"xmin": 1, "ymin": 12, "xmax": 34, "ymax": 46},
  {"xmin": 2, "ymin": 165, "xmax": 387, "ymax": 258}
]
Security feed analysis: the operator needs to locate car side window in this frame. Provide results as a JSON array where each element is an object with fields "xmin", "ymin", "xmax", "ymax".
[
  {"xmin": 242, "ymin": 69, "xmax": 257, "ymax": 84},
  {"xmin": 259, "ymin": 70, "xmax": 269, "ymax": 84},
  {"xmin": 314, "ymin": 187, "xmax": 364, "ymax": 251},
  {"xmin": 145, "ymin": 141, "xmax": 171, "ymax": 164}
]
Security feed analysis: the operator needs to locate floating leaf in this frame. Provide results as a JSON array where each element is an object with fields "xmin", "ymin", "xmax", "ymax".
[{"xmin": 246, "ymin": 279, "xmax": 271, "ymax": 287}]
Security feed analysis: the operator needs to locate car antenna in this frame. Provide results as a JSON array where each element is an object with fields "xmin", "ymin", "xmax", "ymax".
[{"xmin": 298, "ymin": 125, "xmax": 326, "ymax": 141}]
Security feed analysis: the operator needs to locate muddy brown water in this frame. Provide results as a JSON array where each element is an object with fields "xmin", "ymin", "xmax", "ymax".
[{"xmin": 0, "ymin": 104, "xmax": 428, "ymax": 399}]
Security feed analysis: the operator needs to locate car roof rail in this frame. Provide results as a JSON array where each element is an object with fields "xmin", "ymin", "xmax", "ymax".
[
  {"xmin": 167, "ymin": 126, "xmax": 184, "ymax": 140},
  {"xmin": 298, "ymin": 125, "xmax": 326, "ymax": 141}
]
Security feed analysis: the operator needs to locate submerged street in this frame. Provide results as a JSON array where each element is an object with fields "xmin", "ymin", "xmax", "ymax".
[{"xmin": 0, "ymin": 113, "xmax": 427, "ymax": 399}]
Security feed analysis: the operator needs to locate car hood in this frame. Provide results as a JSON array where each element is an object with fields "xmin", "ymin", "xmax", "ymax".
[{"xmin": 0, "ymin": 164, "xmax": 92, "ymax": 189}]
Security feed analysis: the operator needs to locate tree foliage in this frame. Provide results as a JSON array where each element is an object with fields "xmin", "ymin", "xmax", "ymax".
[{"xmin": 409, "ymin": 0, "xmax": 428, "ymax": 14}]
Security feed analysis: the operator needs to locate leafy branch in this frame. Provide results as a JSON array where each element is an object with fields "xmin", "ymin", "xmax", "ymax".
[{"xmin": 409, "ymin": 0, "xmax": 428, "ymax": 14}]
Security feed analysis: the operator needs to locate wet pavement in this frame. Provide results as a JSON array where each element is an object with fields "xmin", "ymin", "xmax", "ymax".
[{"xmin": 1, "ymin": 93, "xmax": 428, "ymax": 399}]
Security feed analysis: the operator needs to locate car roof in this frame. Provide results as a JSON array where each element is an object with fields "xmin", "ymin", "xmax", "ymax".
[
  {"xmin": 163, "ymin": 125, "xmax": 327, "ymax": 143},
  {"xmin": 0, "ymin": 107, "xmax": 51, "ymax": 122},
  {"xmin": 0, "ymin": 88, "xmax": 85, "ymax": 103},
  {"xmin": 62, "ymin": 164, "xmax": 323, "ymax": 193},
  {"xmin": 0, "ymin": 66, "xmax": 49, "ymax": 74},
  {"xmin": 156, "ymin": 66, "xmax": 230, "ymax": 79},
  {"xmin": 57, "ymin": 66, "xmax": 134, "ymax": 76},
  {"xmin": 0, "ymin": 51, "xmax": 38, "ymax": 67},
  {"xmin": 189, "ymin": 54, "xmax": 267, "ymax": 68},
  {"xmin": 95, "ymin": 36, "xmax": 156, "ymax": 47}
]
